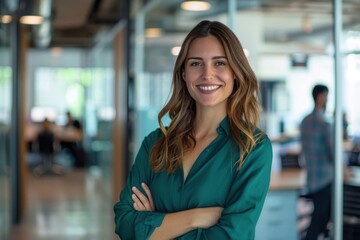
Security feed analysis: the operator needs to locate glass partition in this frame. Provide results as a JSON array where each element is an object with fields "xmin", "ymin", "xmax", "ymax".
[
  {"xmin": 87, "ymin": 45, "xmax": 115, "ymax": 201},
  {"xmin": 0, "ymin": 1, "xmax": 13, "ymax": 238}
]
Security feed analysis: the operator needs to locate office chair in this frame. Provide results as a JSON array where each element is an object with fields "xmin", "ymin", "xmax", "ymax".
[{"xmin": 33, "ymin": 126, "xmax": 64, "ymax": 176}]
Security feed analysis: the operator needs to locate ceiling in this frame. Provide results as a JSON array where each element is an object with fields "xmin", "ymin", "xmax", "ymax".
[
  {"xmin": 18, "ymin": 0, "xmax": 360, "ymax": 49},
  {"xmin": 24, "ymin": 0, "xmax": 127, "ymax": 48}
]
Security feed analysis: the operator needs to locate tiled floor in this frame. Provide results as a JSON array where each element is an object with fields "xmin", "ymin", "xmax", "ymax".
[{"xmin": 10, "ymin": 166, "xmax": 118, "ymax": 240}]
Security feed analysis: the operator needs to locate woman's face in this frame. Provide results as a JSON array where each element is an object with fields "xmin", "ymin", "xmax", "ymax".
[{"xmin": 183, "ymin": 35, "xmax": 234, "ymax": 111}]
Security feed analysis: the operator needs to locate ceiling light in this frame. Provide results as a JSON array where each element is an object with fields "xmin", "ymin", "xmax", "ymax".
[
  {"xmin": 20, "ymin": 15, "xmax": 44, "ymax": 25},
  {"xmin": 145, "ymin": 28, "xmax": 163, "ymax": 38},
  {"xmin": 0, "ymin": 15, "xmax": 12, "ymax": 24},
  {"xmin": 19, "ymin": 0, "xmax": 50, "ymax": 25},
  {"xmin": 181, "ymin": 1, "xmax": 211, "ymax": 11}
]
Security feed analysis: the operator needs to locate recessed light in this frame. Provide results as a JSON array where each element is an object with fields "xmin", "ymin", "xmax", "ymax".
[
  {"xmin": 145, "ymin": 28, "xmax": 163, "ymax": 38},
  {"xmin": 20, "ymin": 15, "xmax": 44, "ymax": 25},
  {"xmin": 0, "ymin": 15, "xmax": 12, "ymax": 24},
  {"xmin": 181, "ymin": 1, "xmax": 211, "ymax": 11}
]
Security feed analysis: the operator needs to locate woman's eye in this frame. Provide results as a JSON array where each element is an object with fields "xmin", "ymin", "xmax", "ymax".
[
  {"xmin": 190, "ymin": 61, "xmax": 201, "ymax": 67},
  {"xmin": 215, "ymin": 61, "xmax": 226, "ymax": 66}
]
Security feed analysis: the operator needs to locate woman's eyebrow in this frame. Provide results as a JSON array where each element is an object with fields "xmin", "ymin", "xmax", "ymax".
[
  {"xmin": 186, "ymin": 56, "xmax": 227, "ymax": 61},
  {"xmin": 186, "ymin": 57, "xmax": 202, "ymax": 61}
]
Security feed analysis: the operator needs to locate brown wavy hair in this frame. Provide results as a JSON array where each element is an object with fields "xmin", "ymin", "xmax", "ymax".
[{"xmin": 150, "ymin": 20, "xmax": 263, "ymax": 172}]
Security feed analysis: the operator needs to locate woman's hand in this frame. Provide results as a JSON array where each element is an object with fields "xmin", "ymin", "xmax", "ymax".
[{"xmin": 132, "ymin": 182, "xmax": 155, "ymax": 211}]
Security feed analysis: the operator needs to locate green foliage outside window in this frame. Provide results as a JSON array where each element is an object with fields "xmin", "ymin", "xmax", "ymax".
[
  {"xmin": 35, "ymin": 67, "xmax": 112, "ymax": 119},
  {"xmin": 0, "ymin": 67, "xmax": 11, "ymax": 85}
]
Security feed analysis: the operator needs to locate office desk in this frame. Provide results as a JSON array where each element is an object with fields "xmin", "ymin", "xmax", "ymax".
[
  {"xmin": 256, "ymin": 169, "xmax": 306, "ymax": 240},
  {"xmin": 26, "ymin": 123, "xmax": 82, "ymax": 150},
  {"xmin": 345, "ymin": 166, "xmax": 360, "ymax": 186}
]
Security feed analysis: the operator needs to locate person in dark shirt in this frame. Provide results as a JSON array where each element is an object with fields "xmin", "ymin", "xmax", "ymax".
[
  {"xmin": 60, "ymin": 111, "xmax": 85, "ymax": 168},
  {"xmin": 65, "ymin": 111, "xmax": 82, "ymax": 130}
]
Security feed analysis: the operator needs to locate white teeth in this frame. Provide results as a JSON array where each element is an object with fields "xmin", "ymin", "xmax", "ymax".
[{"xmin": 198, "ymin": 85, "xmax": 220, "ymax": 91}]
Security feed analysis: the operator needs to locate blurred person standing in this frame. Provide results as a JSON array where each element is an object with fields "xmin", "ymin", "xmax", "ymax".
[{"xmin": 300, "ymin": 84, "xmax": 333, "ymax": 240}]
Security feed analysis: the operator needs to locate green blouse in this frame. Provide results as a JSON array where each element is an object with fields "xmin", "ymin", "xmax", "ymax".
[{"xmin": 114, "ymin": 118, "xmax": 273, "ymax": 240}]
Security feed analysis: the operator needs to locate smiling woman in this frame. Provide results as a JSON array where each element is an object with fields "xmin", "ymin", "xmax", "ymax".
[{"xmin": 114, "ymin": 20, "xmax": 273, "ymax": 240}]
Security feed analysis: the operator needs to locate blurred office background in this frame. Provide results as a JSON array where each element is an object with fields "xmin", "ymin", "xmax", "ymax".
[{"xmin": 1, "ymin": 0, "xmax": 360, "ymax": 239}]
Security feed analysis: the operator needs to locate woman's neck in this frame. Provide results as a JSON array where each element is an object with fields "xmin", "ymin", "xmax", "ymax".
[{"xmin": 193, "ymin": 107, "xmax": 226, "ymax": 138}]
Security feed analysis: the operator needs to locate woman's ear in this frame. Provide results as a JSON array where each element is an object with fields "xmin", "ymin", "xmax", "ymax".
[{"xmin": 182, "ymin": 71, "xmax": 185, "ymax": 80}]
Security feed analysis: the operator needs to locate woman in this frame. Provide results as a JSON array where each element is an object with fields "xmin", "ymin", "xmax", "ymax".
[{"xmin": 114, "ymin": 20, "xmax": 272, "ymax": 240}]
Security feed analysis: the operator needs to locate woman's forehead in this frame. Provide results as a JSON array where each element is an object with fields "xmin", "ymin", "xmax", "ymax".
[{"xmin": 186, "ymin": 36, "xmax": 225, "ymax": 57}]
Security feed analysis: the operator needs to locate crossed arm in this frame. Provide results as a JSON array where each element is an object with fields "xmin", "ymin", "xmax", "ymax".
[{"xmin": 132, "ymin": 183, "xmax": 223, "ymax": 240}]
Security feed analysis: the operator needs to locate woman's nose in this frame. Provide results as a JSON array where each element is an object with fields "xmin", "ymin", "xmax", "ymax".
[{"xmin": 202, "ymin": 64, "xmax": 214, "ymax": 80}]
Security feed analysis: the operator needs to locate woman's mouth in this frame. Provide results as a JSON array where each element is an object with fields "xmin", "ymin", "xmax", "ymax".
[{"xmin": 197, "ymin": 85, "xmax": 221, "ymax": 92}]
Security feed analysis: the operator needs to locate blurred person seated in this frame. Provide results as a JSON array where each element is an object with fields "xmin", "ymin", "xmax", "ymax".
[
  {"xmin": 59, "ymin": 111, "xmax": 86, "ymax": 168},
  {"xmin": 33, "ymin": 118, "xmax": 64, "ymax": 176}
]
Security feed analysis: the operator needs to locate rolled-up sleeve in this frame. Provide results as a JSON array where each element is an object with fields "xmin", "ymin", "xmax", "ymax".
[
  {"xmin": 114, "ymin": 132, "xmax": 165, "ymax": 240},
  {"xmin": 196, "ymin": 136, "xmax": 273, "ymax": 240}
]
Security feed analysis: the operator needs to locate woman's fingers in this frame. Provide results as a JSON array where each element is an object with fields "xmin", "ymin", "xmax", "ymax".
[
  {"xmin": 132, "ymin": 186, "xmax": 147, "ymax": 205},
  {"xmin": 141, "ymin": 183, "xmax": 155, "ymax": 211},
  {"xmin": 132, "ymin": 185, "xmax": 153, "ymax": 211},
  {"xmin": 132, "ymin": 193, "xmax": 145, "ymax": 211}
]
